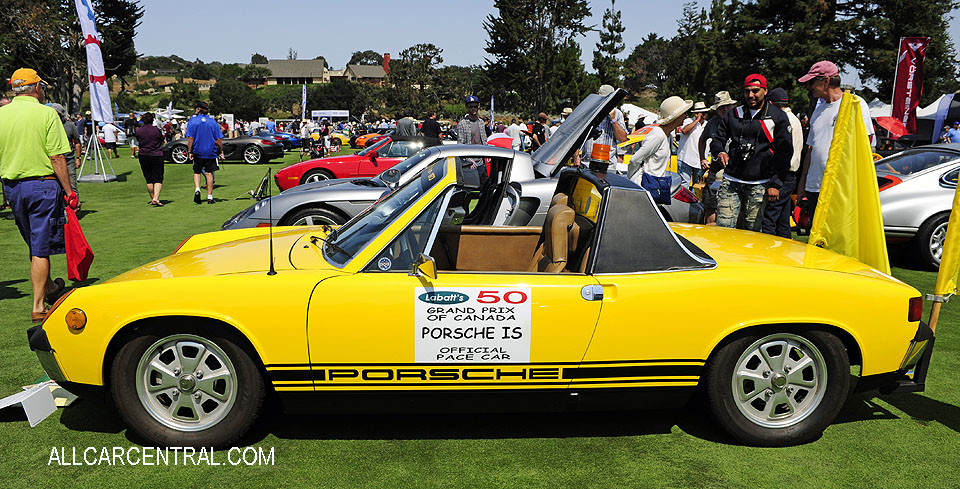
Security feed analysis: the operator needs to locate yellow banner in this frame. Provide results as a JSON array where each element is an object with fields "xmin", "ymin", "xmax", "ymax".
[
  {"xmin": 809, "ymin": 93, "xmax": 891, "ymax": 274},
  {"xmin": 934, "ymin": 186, "xmax": 960, "ymax": 296}
]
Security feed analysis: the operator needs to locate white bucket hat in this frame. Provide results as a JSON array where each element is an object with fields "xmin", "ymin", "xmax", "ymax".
[
  {"xmin": 710, "ymin": 91, "xmax": 737, "ymax": 110},
  {"xmin": 657, "ymin": 96, "xmax": 694, "ymax": 125},
  {"xmin": 690, "ymin": 101, "xmax": 710, "ymax": 113}
]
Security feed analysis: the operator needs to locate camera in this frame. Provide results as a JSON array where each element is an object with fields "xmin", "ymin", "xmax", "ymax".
[{"xmin": 736, "ymin": 141, "xmax": 756, "ymax": 163}]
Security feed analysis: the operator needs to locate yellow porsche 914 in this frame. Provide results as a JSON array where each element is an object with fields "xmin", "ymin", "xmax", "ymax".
[{"xmin": 28, "ymin": 154, "xmax": 933, "ymax": 448}]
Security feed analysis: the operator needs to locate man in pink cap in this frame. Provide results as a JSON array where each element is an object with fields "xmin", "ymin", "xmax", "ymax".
[{"xmin": 797, "ymin": 60, "xmax": 875, "ymax": 220}]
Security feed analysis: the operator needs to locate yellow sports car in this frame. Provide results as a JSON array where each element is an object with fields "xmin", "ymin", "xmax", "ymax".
[
  {"xmin": 619, "ymin": 125, "xmax": 679, "ymax": 174},
  {"xmin": 29, "ymin": 96, "xmax": 933, "ymax": 449}
]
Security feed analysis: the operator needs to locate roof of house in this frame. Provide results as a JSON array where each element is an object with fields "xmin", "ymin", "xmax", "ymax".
[
  {"xmin": 255, "ymin": 59, "xmax": 327, "ymax": 78},
  {"xmin": 346, "ymin": 64, "xmax": 386, "ymax": 79}
]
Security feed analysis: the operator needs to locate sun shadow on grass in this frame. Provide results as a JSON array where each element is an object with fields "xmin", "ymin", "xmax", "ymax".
[
  {"xmin": 887, "ymin": 242, "xmax": 927, "ymax": 271},
  {"xmin": 880, "ymin": 392, "xmax": 960, "ymax": 433},
  {"xmin": 0, "ymin": 279, "xmax": 27, "ymax": 300},
  {"xmin": 58, "ymin": 396, "xmax": 126, "ymax": 434}
]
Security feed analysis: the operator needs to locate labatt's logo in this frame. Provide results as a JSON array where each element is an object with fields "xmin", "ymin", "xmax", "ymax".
[{"xmin": 418, "ymin": 291, "xmax": 468, "ymax": 305}]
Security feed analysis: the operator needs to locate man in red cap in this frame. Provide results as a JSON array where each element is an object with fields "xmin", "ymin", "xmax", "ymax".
[
  {"xmin": 797, "ymin": 60, "xmax": 875, "ymax": 220},
  {"xmin": 0, "ymin": 68, "xmax": 73, "ymax": 321},
  {"xmin": 709, "ymin": 73, "xmax": 794, "ymax": 231}
]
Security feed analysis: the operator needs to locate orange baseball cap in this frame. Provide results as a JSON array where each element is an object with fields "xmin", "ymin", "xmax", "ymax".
[{"xmin": 9, "ymin": 68, "xmax": 48, "ymax": 88}]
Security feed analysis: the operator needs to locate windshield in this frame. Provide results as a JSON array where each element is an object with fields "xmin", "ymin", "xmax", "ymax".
[
  {"xmin": 357, "ymin": 137, "xmax": 390, "ymax": 156},
  {"xmin": 876, "ymin": 150, "xmax": 960, "ymax": 176},
  {"xmin": 325, "ymin": 158, "xmax": 448, "ymax": 266}
]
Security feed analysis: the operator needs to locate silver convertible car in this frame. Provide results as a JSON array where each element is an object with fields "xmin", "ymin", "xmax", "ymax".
[
  {"xmin": 223, "ymin": 90, "xmax": 704, "ymax": 230},
  {"xmin": 877, "ymin": 143, "xmax": 960, "ymax": 269}
]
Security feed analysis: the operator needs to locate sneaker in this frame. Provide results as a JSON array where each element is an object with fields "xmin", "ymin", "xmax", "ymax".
[
  {"xmin": 207, "ymin": 198, "xmax": 214, "ymax": 204},
  {"xmin": 194, "ymin": 190, "xmax": 201, "ymax": 204}
]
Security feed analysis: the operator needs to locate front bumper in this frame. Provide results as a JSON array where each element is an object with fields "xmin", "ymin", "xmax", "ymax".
[{"xmin": 27, "ymin": 324, "xmax": 67, "ymax": 382}]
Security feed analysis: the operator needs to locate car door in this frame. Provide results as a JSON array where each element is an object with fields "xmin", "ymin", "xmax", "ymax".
[
  {"xmin": 306, "ymin": 187, "xmax": 602, "ymax": 392},
  {"xmin": 221, "ymin": 138, "xmax": 241, "ymax": 159},
  {"xmin": 355, "ymin": 141, "xmax": 392, "ymax": 176}
]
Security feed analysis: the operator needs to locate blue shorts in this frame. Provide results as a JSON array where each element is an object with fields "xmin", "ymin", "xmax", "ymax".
[{"xmin": 3, "ymin": 178, "xmax": 65, "ymax": 257}]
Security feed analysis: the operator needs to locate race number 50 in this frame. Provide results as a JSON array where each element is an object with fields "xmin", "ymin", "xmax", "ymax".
[{"xmin": 476, "ymin": 290, "xmax": 529, "ymax": 304}]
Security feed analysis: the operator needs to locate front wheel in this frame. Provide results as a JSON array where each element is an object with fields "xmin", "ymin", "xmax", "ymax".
[
  {"xmin": 243, "ymin": 145, "xmax": 263, "ymax": 164},
  {"xmin": 111, "ymin": 328, "xmax": 265, "ymax": 448},
  {"xmin": 282, "ymin": 207, "xmax": 345, "ymax": 226},
  {"xmin": 170, "ymin": 144, "xmax": 188, "ymax": 164},
  {"xmin": 300, "ymin": 169, "xmax": 335, "ymax": 185},
  {"xmin": 705, "ymin": 331, "xmax": 849, "ymax": 446}
]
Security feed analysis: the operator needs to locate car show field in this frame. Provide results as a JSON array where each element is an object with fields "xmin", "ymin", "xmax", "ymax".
[{"xmin": 1, "ymin": 150, "xmax": 960, "ymax": 487}]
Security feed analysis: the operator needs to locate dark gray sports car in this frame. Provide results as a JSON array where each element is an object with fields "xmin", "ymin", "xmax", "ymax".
[{"xmin": 162, "ymin": 135, "xmax": 285, "ymax": 164}]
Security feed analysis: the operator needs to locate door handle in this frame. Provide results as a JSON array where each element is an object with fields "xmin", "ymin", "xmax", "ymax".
[{"xmin": 581, "ymin": 284, "xmax": 603, "ymax": 301}]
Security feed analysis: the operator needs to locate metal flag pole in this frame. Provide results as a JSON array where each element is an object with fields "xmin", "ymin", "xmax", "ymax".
[{"xmin": 77, "ymin": 121, "xmax": 117, "ymax": 183}]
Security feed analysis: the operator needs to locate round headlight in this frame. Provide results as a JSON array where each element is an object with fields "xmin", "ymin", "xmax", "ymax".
[{"xmin": 65, "ymin": 308, "xmax": 86, "ymax": 331}]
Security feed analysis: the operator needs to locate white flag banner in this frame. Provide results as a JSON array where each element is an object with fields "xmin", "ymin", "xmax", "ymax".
[
  {"xmin": 74, "ymin": 0, "xmax": 113, "ymax": 123},
  {"xmin": 301, "ymin": 84, "xmax": 307, "ymax": 121}
]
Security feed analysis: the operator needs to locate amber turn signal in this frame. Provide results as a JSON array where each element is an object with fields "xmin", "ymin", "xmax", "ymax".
[{"xmin": 65, "ymin": 308, "xmax": 86, "ymax": 331}]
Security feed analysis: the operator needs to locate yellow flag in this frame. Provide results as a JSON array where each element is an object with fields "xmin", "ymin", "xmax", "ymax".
[
  {"xmin": 809, "ymin": 93, "xmax": 891, "ymax": 274},
  {"xmin": 934, "ymin": 186, "xmax": 960, "ymax": 296}
]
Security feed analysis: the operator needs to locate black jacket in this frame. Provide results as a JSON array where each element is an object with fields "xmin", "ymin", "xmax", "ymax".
[{"xmin": 709, "ymin": 102, "xmax": 793, "ymax": 189}]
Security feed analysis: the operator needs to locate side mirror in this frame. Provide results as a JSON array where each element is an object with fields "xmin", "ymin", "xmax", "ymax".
[
  {"xmin": 409, "ymin": 253, "xmax": 437, "ymax": 280},
  {"xmin": 382, "ymin": 168, "xmax": 401, "ymax": 188}
]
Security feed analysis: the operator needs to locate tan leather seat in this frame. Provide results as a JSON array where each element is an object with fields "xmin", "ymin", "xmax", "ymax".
[{"xmin": 529, "ymin": 203, "xmax": 580, "ymax": 273}]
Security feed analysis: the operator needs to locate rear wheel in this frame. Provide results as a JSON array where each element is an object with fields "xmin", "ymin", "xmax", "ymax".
[
  {"xmin": 705, "ymin": 331, "xmax": 849, "ymax": 446},
  {"xmin": 914, "ymin": 213, "xmax": 948, "ymax": 270},
  {"xmin": 243, "ymin": 145, "xmax": 263, "ymax": 164},
  {"xmin": 111, "ymin": 327, "xmax": 264, "ymax": 448},
  {"xmin": 170, "ymin": 144, "xmax": 188, "ymax": 164},
  {"xmin": 282, "ymin": 207, "xmax": 345, "ymax": 226},
  {"xmin": 300, "ymin": 169, "xmax": 335, "ymax": 185}
]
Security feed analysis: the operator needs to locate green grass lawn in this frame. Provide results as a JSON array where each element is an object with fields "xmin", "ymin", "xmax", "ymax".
[{"xmin": 1, "ymin": 151, "xmax": 959, "ymax": 488}]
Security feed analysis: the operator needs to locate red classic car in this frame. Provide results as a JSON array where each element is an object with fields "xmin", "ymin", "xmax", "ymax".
[{"xmin": 273, "ymin": 136, "xmax": 429, "ymax": 191}]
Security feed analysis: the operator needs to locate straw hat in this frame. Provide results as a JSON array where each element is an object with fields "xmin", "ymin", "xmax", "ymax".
[
  {"xmin": 690, "ymin": 101, "xmax": 709, "ymax": 113},
  {"xmin": 710, "ymin": 91, "xmax": 737, "ymax": 110},
  {"xmin": 561, "ymin": 107, "xmax": 573, "ymax": 116},
  {"xmin": 657, "ymin": 96, "xmax": 694, "ymax": 125}
]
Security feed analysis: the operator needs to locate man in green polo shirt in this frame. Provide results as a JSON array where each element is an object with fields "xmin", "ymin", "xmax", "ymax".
[{"xmin": 0, "ymin": 68, "xmax": 74, "ymax": 322}]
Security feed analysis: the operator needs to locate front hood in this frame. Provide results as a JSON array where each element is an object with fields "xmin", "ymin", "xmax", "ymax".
[
  {"xmin": 106, "ymin": 229, "xmax": 337, "ymax": 283},
  {"xmin": 533, "ymin": 89, "xmax": 627, "ymax": 177},
  {"xmin": 279, "ymin": 155, "xmax": 362, "ymax": 176},
  {"xmin": 673, "ymin": 224, "xmax": 902, "ymax": 280},
  {"xmin": 282, "ymin": 176, "xmax": 378, "ymax": 194}
]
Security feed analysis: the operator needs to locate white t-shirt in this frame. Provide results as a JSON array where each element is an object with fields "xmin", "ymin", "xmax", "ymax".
[
  {"xmin": 102, "ymin": 123, "xmax": 118, "ymax": 143},
  {"xmin": 505, "ymin": 123, "xmax": 522, "ymax": 150},
  {"xmin": 805, "ymin": 96, "xmax": 875, "ymax": 193},
  {"xmin": 677, "ymin": 117, "xmax": 704, "ymax": 168},
  {"xmin": 628, "ymin": 126, "xmax": 670, "ymax": 179}
]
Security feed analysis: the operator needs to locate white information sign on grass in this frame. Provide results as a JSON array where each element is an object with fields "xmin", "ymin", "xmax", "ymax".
[
  {"xmin": 415, "ymin": 287, "xmax": 532, "ymax": 363},
  {"xmin": 0, "ymin": 383, "xmax": 56, "ymax": 427}
]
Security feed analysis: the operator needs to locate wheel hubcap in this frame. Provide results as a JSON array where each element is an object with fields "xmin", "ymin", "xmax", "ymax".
[
  {"xmin": 135, "ymin": 334, "xmax": 237, "ymax": 432},
  {"xmin": 245, "ymin": 147, "xmax": 260, "ymax": 163},
  {"xmin": 731, "ymin": 333, "xmax": 827, "ymax": 428},
  {"xmin": 931, "ymin": 222, "xmax": 947, "ymax": 264},
  {"xmin": 294, "ymin": 214, "xmax": 337, "ymax": 226},
  {"xmin": 172, "ymin": 147, "xmax": 187, "ymax": 163},
  {"xmin": 305, "ymin": 173, "xmax": 330, "ymax": 184}
]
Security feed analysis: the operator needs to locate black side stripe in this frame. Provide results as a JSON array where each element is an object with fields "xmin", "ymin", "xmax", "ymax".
[
  {"xmin": 563, "ymin": 365, "xmax": 702, "ymax": 379},
  {"xmin": 268, "ymin": 370, "xmax": 326, "ymax": 381}
]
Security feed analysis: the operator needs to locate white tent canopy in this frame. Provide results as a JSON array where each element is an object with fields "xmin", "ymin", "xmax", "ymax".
[
  {"xmin": 868, "ymin": 98, "xmax": 891, "ymax": 118},
  {"xmin": 621, "ymin": 103, "xmax": 659, "ymax": 127}
]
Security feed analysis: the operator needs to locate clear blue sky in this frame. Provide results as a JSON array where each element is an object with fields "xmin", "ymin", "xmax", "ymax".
[{"xmin": 134, "ymin": 0, "xmax": 960, "ymax": 75}]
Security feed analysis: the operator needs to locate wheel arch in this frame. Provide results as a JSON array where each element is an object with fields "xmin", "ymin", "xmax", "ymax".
[
  {"xmin": 701, "ymin": 322, "xmax": 863, "ymax": 381},
  {"xmin": 102, "ymin": 315, "xmax": 273, "ymax": 395},
  {"xmin": 300, "ymin": 167, "xmax": 337, "ymax": 184},
  {"xmin": 280, "ymin": 201, "xmax": 350, "ymax": 225}
]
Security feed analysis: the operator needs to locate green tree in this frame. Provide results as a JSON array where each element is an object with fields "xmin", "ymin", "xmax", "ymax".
[
  {"xmin": 240, "ymin": 66, "xmax": 272, "ymax": 87},
  {"xmin": 388, "ymin": 43, "xmax": 444, "ymax": 115},
  {"xmin": 484, "ymin": 0, "xmax": 593, "ymax": 113},
  {"xmin": 189, "ymin": 59, "xmax": 212, "ymax": 80},
  {"xmin": 592, "ymin": 0, "xmax": 625, "ymax": 85},
  {"xmin": 170, "ymin": 73, "xmax": 201, "ymax": 110},
  {"xmin": 210, "ymin": 78, "xmax": 262, "ymax": 120},
  {"xmin": 838, "ymin": 0, "xmax": 960, "ymax": 104},
  {"xmin": 250, "ymin": 53, "xmax": 268, "ymax": 64},
  {"xmin": 348, "ymin": 50, "xmax": 384, "ymax": 66},
  {"xmin": 623, "ymin": 33, "xmax": 676, "ymax": 96}
]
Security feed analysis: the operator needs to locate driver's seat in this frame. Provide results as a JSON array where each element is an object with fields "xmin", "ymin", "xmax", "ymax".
[{"xmin": 530, "ymin": 203, "xmax": 580, "ymax": 273}]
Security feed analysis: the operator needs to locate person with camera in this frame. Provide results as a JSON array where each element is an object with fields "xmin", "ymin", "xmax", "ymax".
[{"xmin": 710, "ymin": 74, "xmax": 793, "ymax": 231}]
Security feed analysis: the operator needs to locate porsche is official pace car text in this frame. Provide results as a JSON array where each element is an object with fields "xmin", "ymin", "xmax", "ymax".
[
  {"xmin": 30, "ymin": 153, "xmax": 933, "ymax": 449},
  {"xmin": 163, "ymin": 135, "xmax": 285, "ymax": 165},
  {"xmin": 876, "ymin": 143, "xmax": 960, "ymax": 269},
  {"xmin": 223, "ymin": 90, "xmax": 703, "ymax": 230}
]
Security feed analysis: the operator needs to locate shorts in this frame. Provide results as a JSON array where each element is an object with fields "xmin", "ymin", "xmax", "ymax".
[
  {"xmin": 2, "ymin": 178, "xmax": 65, "ymax": 257},
  {"xmin": 105, "ymin": 141, "xmax": 117, "ymax": 150},
  {"xmin": 193, "ymin": 157, "xmax": 218, "ymax": 174},
  {"xmin": 139, "ymin": 155, "xmax": 165, "ymax": 183},
  {"xmin": 127, "ymin": 135, "xmax": 139, "ymax": 148}
]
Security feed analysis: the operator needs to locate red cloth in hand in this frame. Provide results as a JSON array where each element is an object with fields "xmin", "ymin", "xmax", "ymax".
[{"xmin": 65, "ymin": 207, "xmax": 94, "ymax": 281}]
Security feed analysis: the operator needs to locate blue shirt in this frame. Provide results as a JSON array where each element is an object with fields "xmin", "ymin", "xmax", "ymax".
[
  {"xmin": 264, "ymin": 120, "xmax": 276, "ymax": 133},
  {"xmin": 947, "ymin": 128, "xmax": 960, "ymax": 143},
  {"xmin": 185, "ymin": 114, "xmax": 223, "ymax": 158}
]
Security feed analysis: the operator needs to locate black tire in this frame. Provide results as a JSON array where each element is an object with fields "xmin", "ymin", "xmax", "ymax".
[
  {"xmin": 300, "ymin": 169, "xmax": 336, "ymax": 186},
  {"xmin": 110, "ymin": 326, "xmax": 265, "ymax": 448},
  {"xmin": 281, "ymin": 207, "xmax": 345, "ymax": 226},
  {"xmin": 705, "ymin": 330, "xmax": 849, "ymax": 446},
  {"xmin": 243, "ymin": 145, "xmax": 263, "ymax": 164},
  {"xmin": 914, "ymin": 213, "xmax": 949, "ymax": 270},
  {"xmin": 170, "ymin": 144, "xmax": 188, "ymax": 164}
]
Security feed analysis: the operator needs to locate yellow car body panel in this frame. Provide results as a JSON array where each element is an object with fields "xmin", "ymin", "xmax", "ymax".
[{"xmin": 619, "ymin": 127, "xmax": 679, "ymax": 174}]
